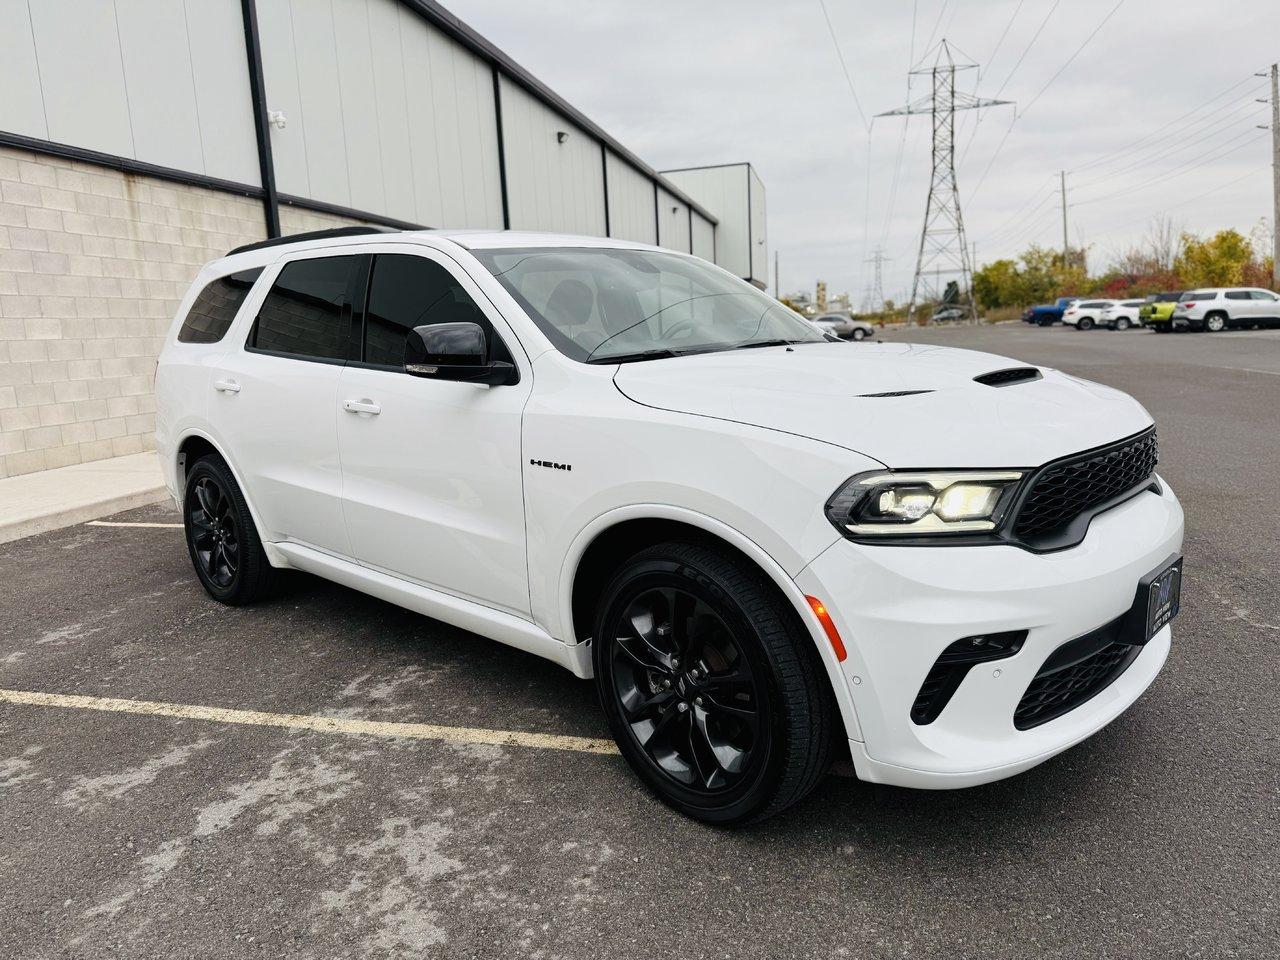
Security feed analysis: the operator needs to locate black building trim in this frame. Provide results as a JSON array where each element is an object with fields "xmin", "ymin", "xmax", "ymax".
[
  {"xmin": 652, "ymin": 181, "xmax": 661, "ymax": 247},
  {"xmin": 277, "ymin": 194, "xmax": 426, "ymax": 231},
  {"xmin": 491, "ymin": 65, "xmax": 511, "ymax": 230},
  {"xmin": 600, "ymin": 142, "xmax": 611, "ymax": 237},
  {"xmin": 0, "ymin": 131, "xmax": 264, "ymax": 199},
  {"xmin": 687, "ymin": 205, "xmax": 693, "ymax": 254},
  {"xmin": 239, "ymin": 0, "xmax": 280, "ymax": 238}
]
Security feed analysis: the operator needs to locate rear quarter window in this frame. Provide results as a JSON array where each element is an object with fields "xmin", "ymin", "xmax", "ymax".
[{"xmin": 177, "ymin": 268, "xmax": 263, "ymax": 343}]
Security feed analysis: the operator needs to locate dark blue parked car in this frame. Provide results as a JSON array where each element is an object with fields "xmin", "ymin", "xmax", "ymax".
[{"xmin": 1022, "ymin": 297, "xmax": 1078, "ymax": 326}]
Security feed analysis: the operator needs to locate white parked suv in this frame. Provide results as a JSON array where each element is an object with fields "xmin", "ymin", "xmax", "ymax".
[
  {"xmin": 1062, "ymin": 299, "xmax": 1115, "ymax": 330},
  {"xmin": 1171, "ymin": 287, "xmax": 1280, "ymax": 332},
  {"xmin": 156, "ymin": 227, "xmax": 1185, "ymax": 824},
  {"xmin": 1099, "ymin": 300, "xmax": 1145, "ymax": 331}
]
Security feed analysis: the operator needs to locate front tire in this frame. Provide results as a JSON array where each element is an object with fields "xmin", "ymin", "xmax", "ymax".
[
  {"xmin": 592, "ymin": 541, "xmax": 834, "ymax": 825},
  {"xmin": 183, "ymin": 455, "xmax": 276, "ymax": 606},
  {"xmin": 851, "ymin": 328, "xmax": 866, "ymax": 341}
]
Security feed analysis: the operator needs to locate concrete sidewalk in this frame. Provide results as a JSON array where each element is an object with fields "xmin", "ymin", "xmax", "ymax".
[{"xmin": 0, "ymin": 451, "xmax": 169, "ymax": 544}]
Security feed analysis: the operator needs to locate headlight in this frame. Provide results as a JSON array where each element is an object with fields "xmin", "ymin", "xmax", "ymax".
[{"xmin": 826, "ymin": 470, "xmax": 1026, "ymax": 539}]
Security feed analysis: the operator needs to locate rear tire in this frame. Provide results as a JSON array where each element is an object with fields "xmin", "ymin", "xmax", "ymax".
[
  {"xmin": 592, "ymin": 541, "xmax": 834, "ymax": 825},
  {"xmin": 1115, "ymin": 317, "xmax": 1131, "ymax": 331},
  {"xmin": 1204, "ymin": 313, "xmax": 1226, "ymax": 333},
  {"xmin": 1077, "ymin": 317, "xmax": 1094, "ymax": 331},
  {"xmin": 183, "ymin": 455, "xmax": 276, "ymax": 606}
]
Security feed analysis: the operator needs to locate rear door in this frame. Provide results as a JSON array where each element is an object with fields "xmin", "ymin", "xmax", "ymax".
[
  {"xmin": 209, "ymin": 252, "xmax": 367, "ymax": 557},
  {"xmin": 336, "ymin": 248, "xmax": 533, "ymax": 617}
]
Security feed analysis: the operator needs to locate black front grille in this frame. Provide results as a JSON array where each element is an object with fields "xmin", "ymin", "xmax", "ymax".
[
  {"xmin": 1014, "ymin": 429, "xmax": 1158, "ymax": 543},
  {"xmin": 1014, "ymin": 619, "xmax": 1141, "ymax": 729}
]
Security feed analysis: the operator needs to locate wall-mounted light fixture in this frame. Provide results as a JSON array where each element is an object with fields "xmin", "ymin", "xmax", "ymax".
[{"xmin": 556, "ymin": 130, "xmax": 569, "ymax": 143}]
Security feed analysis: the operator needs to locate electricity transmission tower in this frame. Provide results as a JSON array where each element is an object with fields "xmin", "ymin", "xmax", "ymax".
[
  {"xmin": 862, "ymin": 247, "xmax": 888, "ymax": 313},
  {"xmin": 878, "ymin": 41, "xmax": 1011, "ymax": 323}
]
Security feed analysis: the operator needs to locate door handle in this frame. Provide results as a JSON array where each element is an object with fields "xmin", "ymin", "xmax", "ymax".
[
  {"xmin": 343, "ymin": 398, "xmax": 381, "ymax": 416},
  {"xmin": 213, "ymin": 379, "xmax": 241, "ymax": 394}
]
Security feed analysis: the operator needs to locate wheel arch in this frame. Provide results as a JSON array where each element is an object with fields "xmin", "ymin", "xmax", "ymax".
[
  {"xmin": 561, "ymin": 505, "xmax": 862, "ymax": 741},
  {"xmin": 175, "ymin": 429, "xmax": 278, "ymax": 563}
]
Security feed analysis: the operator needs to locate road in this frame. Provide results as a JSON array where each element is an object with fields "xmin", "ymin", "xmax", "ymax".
[{"xmin": 1, "ymin": 324, "xmax": 1277, "ymax": 959}]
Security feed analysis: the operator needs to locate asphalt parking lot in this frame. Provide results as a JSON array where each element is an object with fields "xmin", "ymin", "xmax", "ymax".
[{"xmin": 2, "ymin": 323, "xmax": 1278, "ymax": 959}]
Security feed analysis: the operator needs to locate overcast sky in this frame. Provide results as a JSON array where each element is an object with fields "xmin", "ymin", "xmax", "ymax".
[{"xmin": 446, "ymin": 0, "xmax": 1277, "ymax": 302}]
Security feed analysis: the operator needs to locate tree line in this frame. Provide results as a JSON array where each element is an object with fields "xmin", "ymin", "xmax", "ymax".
[{"xmin": 972, "ymin": 218, "xmax": 1276, "ymax": 309}]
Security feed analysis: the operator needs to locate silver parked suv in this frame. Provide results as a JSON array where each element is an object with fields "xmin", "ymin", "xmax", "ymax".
[{"xmin": 1171, "ymin": 288, "xmax": 1280, "ymax": 332}]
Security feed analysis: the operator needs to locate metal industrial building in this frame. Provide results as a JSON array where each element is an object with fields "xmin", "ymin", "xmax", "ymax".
[{"xmin": 0, "ymin": 0, "xmax": 766, "ymax": 480}]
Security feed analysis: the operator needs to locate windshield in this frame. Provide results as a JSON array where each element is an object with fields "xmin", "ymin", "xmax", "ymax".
[{"xmin": 470, "ymin": 246, "xmax": 824, "ymax": 362}]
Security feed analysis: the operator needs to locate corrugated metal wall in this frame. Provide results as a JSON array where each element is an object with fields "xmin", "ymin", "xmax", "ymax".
[
  {"xmin": 498, "ymin": 75, "xmax": 606, "ymax": 236},
  {"xmin": 604, "ymin": 150, "xmax": 657, "ymax": 245},
  {"xmin": 0, "ymin": 0, "xmax": 260, "ymax": 185},
  {"xmin": 259, "ymin": 0, "xmax": 504, "ymax": 229},
  {"xmin": 0, "ymin": 0, "xmax": 735, "ymax": 263},
  {"xmin": 661, "ymin": 164, "xmax": 764, "ymax": 285},
  {"xmin": 655, "ymin": 187, "xmax": 690, "ymax": 253}
]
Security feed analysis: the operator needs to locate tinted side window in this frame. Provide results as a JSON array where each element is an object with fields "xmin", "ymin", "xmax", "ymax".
[
  {"xmin": 363, "ymin": 254, "xmax": 509, "ymax": 367},
  {"xmin": 1250, "ymin": 291, "xmax": 1277, "ymax": 301},
  {"xmin": 1225, "ymin": 291, "xmax": 1250, "ymax": 300},
  {"xmin": 249, "ymin": 256, "xmax": 361, "ymax": 361},
  {"xmin": 178, "ymin": 268, "xmax": 262, "ymax": 343}
]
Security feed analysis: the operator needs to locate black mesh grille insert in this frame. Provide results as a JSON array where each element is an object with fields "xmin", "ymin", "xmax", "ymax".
[
  {"xmin": 1014, "ymin": 429, "xmax": 1158, "ymax": 542},
  {"xmin": 1013, "ymin": 621, "xmax": 1141, "ymax": 730}
]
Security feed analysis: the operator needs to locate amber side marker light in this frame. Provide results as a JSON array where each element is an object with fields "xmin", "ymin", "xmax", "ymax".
[{"xmin": 805, "ymin": 596, "xmax": 847, "ymax": 662}]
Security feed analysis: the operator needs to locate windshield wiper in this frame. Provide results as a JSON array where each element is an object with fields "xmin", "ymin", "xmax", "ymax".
[
  {"xmin": 586, "ymin": 348, "xmax": 684, "ymax": 364},
  {"xmin": 733, "ymin": 339, "xmax": 803, "ymax": 350}
]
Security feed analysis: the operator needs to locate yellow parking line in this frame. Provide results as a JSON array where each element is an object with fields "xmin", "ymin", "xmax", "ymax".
[
  {"xmin": 85, "ymin": 521, "xmax": 183, "ymax": 528},
  {"xmin": 0, "ymin": 688, "xmax": 620, "ymax": 756}
]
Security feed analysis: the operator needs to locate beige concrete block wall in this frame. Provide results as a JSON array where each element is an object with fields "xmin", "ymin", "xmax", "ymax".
[{"xmin": 0, "ymin": 146, "xmax": 267, "ymax": 479}]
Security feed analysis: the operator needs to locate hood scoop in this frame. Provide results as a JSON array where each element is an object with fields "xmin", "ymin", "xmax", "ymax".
[
  {"xmin": 974, "ymin": 366, "xmax": 1042, "ymax": 387},
  {"xmin": 858, "ymin": 389, "xmax": 935, "ymax": 398}
]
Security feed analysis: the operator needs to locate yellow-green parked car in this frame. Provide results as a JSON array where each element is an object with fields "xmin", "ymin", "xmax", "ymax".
[{"xmin": 1140, "ymin": 292, "xmax": 1182, "ymax": 332}]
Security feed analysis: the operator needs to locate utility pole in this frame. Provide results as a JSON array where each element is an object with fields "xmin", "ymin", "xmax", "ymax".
[
  {"xmin": 877, "ymin": 41, "xmax": 1012, "ymax": 324},
  {"xmin": 1271, "ymin": 64, "xmax": 1279, "ymax": 287},
  {"xmin": 1060, "ymin": 170, "xmax": 1069, "ymax": 268}
]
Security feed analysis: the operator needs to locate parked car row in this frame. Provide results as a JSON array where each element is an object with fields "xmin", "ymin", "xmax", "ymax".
[
  {"xmin": 808, "ymin": 312, "xmax": 877, "ymax": 341},
  {"xmin": 1022, "ymin": 288, "xmax": 1280, "ymax": 333}
]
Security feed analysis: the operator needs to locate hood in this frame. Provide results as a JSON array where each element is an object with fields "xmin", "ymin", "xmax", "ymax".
[{"xmin": 612, "ymin": 341, "xmax": 1153, "ymax": 468}]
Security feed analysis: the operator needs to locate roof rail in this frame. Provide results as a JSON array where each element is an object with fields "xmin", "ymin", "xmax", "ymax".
[{"xmin": 227, "ymin": 226, "xmax": 398, "ymax": 257}]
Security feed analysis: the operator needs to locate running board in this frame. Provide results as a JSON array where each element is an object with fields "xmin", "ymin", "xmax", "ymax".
[{"xmin": 271, "ymin": 542, "xmax": 590, "ymax": 678}]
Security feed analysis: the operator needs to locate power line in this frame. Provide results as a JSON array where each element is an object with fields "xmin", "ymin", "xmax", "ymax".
[
  {"xmin": 1073, "ymin": 101, "xmax": 1268, "ymax": 191},
  {"xmin": 817, "ymin": 0, "xmax": 869, "ymax": 129},
  {"xmin": 1082, "ymin": 166, "xmax": 1268, "ymax": 236},
  {"xmin": 980, "ymin": 0, "xmax": 1026, "ymax": 79},
  {"xmin": 969, "ymin": 0, "xmax": 1127, "ymax": 200},
  {"xmin": 1072, "ymin": 128, "xmax": 1268, "ymax": 207},
  {"xmin": 957, "ymin": 0, "xmax": 1062, "ymax": 166},
  {"xmin": 1070, "ymin": 74, "xmax": 1265, "ymax": 173}
]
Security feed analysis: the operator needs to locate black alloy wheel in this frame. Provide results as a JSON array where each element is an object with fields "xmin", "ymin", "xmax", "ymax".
[
  {"xmin": 188, "ymin": 475, "xmax": 239, "ymax": 589},
  {"xmin": 183, "ymin": 455, "xmax": 276, "ymax": 605},
  {"xmin": 609, "ymin": 584, "xmax": 763, "ymax": 793},
  {"xmin": 594, "ymin": 541, "xmax": 834, "ymax": 825}
]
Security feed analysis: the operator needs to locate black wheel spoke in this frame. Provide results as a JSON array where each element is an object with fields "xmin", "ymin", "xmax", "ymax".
[
  {"xmin": 608, "ymin": 581, "xmax": 766, "ymax": 796},
  {"xmin": 186, "ymin": 474, "xmax": 240, "ymax": 590}
]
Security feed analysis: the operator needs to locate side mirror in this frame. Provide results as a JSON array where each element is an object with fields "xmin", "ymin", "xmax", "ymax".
[{"xmin": 404, "ymin": 321, "xmax": 517, "ymax": 386}]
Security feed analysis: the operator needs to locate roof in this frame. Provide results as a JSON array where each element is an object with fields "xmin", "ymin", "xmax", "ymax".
[{"xmin": 216, "ymin": 228, "xmax": 677, "ymax": 271}]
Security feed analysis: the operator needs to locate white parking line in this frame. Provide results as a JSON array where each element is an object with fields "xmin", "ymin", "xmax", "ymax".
[
  {"xmin": 85, "ymin": 521, "xmax": 183, "ymax": 528},
  {"xmin": 0, "ymin": 688, "xmax": 621, "ymax": 756}
]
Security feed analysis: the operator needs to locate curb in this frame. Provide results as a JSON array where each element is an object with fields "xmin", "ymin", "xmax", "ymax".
[{"xmin": 0, "ymin": 485, "xmax": 171, "ymax": 545}]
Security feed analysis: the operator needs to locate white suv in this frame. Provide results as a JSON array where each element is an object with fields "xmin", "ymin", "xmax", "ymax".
[
  {"xmin": 1171, "ymin": 287, "xmax": 1280, "ymax": 332},
  {"xmin": 156, "ymin": 228, "xmax": 1185, "ymax": 824},
  {"xmin": 1062, "ymin": 299, "xmax": 1115, "ymax": 330}
]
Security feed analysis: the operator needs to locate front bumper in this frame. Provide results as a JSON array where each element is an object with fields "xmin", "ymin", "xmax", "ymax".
[{"xmin": 795, "ymin": 479, "xmax": 1183, "ymax": 789}]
